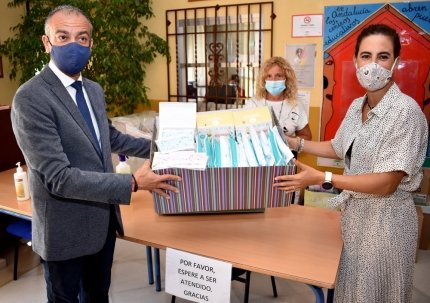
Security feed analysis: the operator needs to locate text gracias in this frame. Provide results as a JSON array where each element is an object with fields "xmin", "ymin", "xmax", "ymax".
[{"xmin": 178, "ymin": 259, "xmax": 218, "ymax": 301}]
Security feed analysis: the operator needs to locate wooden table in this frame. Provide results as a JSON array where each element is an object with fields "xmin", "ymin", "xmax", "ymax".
[
  {"xmin": 0, "ymin": 167, "xmax": 32, "ymax": 220},
  {"xmin": 122, "ymin": 191, "xmax": 342, "ymax": 290},
  {"xmin": 0, "ymin": 166, "xmax": 343, "ymax": 301}
]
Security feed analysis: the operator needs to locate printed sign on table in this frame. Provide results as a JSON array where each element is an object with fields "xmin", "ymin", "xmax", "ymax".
[{"xmin": 166, "ymin": 248, "xmax": 232, "ymax": 303}]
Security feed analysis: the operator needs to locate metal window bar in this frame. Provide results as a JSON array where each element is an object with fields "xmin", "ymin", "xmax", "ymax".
[{"xmin": 166, "ymin": 2, "xmax": 274, "ymax": 111}]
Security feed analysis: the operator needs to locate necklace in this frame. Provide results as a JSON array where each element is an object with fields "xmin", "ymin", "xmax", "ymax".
[
  {"xmin": 265, "ymin": 99, "xmax": 284, "ymax": 122},
  {"xmin": 366, "ymin": 99, "xmax": 375, "ymax": 110}
]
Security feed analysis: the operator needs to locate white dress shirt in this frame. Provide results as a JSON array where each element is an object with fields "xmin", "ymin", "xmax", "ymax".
[{"xmin": 49, "ymin": 61, "xmax": 101, "ymax": 148}]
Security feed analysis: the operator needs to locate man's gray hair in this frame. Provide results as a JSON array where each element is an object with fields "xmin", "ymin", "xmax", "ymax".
[{"xmin": 44, "ymin": 5, "xmax": 93, "ymax": 38}]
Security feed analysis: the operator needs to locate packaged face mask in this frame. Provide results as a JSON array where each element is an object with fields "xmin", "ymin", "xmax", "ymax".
[
  {"xmin": 219, "ymin": 135, "xmax": 232, "ymax": 167},
  {"xmin": 204, "ymin": 135, "xmax": 214, "ymax": 168},
  {"xmin": 236, "ymin": 134, "xmax": 250, "ymax": 167},
  {"xmin": 196, "ymin": 133, "xmax": 204, "ymax": 153},
  {"xmin": 248, "ymin": 125, "xmax": 267, "ymax": 166},
  {"xmin": 238, "ymin": 131, "xmax": 259, "ymax": 167},
  {"xmin": 229, "ymin": 132, "xmax": 238, "ymax": 167},
  {"xmin": 213, "ymin": 139, "xmax": 222, "ymax": 168},
  {"xmin": 259, "ymin": 131, "xmax": 275, "ymax": 166},
  {"xmin": 268, "ymin": 127, "xmax": 284, "ymax": 166},
  {"xmin": 272, "ymin": 126, "xmax": 295, "ymax": 164}
]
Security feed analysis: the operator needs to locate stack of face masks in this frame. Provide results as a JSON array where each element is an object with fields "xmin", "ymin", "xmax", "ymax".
[
  {"xmin": 154, "ymin": 104, "xmax": 293, "ymax": 170},
  {"xmin": 198, "ymin": 124, "xmax": 294, "ymax": 168}
]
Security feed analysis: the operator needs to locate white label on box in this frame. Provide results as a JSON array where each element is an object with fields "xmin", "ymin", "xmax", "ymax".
[{"xmin": 166, "ymin": 248, "xmax": 232, "ymax": 303}]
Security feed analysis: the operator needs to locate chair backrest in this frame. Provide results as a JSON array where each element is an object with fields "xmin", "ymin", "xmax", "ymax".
[
  {"xmin": 207, "ymin": 85, "xmax": 236, "ymax": 104},
  {"xmin": 6, "ymin": 219, "xmax": 32, "ymax": 240}
]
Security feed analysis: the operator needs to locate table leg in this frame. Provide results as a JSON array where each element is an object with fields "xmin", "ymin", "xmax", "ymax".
[
  {"xmin": 244, "ymin": 271, "xmax": 251, "ymax": 303},
  {"xmin": 326, "ymin": 288, "xmax": 334, "ymax": 303},
  {"xmin": 307, "ymin": 284, "xmax": 324, "ymax": 303},
  {"xmin": 154, "ymin": 248, "xmax": 161, "ymax": 291},
  {"xmin": 146, "ymin": 246, "xmax": 154, "ymax": 285}
]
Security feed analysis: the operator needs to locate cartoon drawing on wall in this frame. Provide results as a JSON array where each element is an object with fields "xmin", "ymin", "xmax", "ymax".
[{"xmin": 323, "ymin": 2, "xmax": 430, "ymax": 156}]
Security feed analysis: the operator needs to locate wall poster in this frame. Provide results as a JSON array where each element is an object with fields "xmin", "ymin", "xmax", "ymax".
[
  {"xmin": 285, "ymin": 44, "xmax": 317, "ymax": 88},
  {"xmin": 322, "ymin": 2, "xmax": 430, "ymax": 158},
  {"xmin": 292, "ymin": 14, "xmax": 324, "ymax": 37}
]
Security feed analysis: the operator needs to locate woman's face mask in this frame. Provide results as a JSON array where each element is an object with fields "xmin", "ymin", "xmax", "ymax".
[
  {"xmin": 355, "ymin": 57, "xmax": 398, "ymax": 92},
  {"xmin": 265, "ymin": 80, "xmax": 286, "ymax": 97}
]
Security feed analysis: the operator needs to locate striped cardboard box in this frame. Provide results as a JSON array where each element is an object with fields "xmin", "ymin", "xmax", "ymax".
[
  {"xmin": 150, "ymin": 108, "xmax": 295, "ymax": 214},
  {"xmin": 152, "ymin": 165, "xmax": 294, "ymax": 214}
]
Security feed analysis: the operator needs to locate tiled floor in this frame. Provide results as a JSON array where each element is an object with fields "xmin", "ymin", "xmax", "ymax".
[{"xmin": 0, "ymin": 238, "xmax": 429, "ymax": 303}]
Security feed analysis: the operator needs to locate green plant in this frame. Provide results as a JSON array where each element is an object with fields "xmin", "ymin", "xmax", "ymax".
[{"xmin": 0, "ymin": 0, "xmax": 169, "ymax": 116}]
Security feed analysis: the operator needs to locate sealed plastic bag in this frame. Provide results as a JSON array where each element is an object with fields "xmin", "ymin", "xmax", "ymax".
[
  {"xmin": 248, "ymin": 125, "xmax": 266, "ymax": 166},
  {"xmin": 238, "ymin": 131, "xmax": 258, "ymax": 167},
  {"xmin": 219, "ymin": 135, "xmax": 232, "ymax": 167},
  {"xmin": 259, "ymin": 131, "xmax": 275, "ymax": 166}
]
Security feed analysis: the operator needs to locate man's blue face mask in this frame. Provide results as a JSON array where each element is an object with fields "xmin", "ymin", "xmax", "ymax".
[
  {"xmin": 49, "ymin": 39, "xmax": 91, "ymax": 75},
  {"xmin": 265, "ymin": 80, "xmax": 286, "ymax": 97}
]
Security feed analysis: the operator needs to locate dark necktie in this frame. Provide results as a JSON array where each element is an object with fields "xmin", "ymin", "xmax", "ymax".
[{"xmin": 70, "ymin": 81, "xmax": 100, "ymax": 151}]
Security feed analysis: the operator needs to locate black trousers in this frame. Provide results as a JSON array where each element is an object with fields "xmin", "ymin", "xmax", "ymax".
[{"xmin": 41, "ymin": 208, "xmax": 117, "ymax": 303}]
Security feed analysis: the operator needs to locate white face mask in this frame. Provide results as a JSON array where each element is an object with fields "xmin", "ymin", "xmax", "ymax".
[{"xmin": 355, "ymin": 57, "xmax": 398, "ymax": 92}]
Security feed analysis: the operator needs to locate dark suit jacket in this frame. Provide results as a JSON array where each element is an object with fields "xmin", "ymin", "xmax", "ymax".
[{"xmin": 11, "ymin": 65, "xmax": 150, "ymax": 261}]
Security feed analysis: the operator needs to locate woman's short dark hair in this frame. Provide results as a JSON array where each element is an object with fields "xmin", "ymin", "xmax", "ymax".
[{"xmin": 354, "ymin": 24, "xmax": 401, "ymax": 58}]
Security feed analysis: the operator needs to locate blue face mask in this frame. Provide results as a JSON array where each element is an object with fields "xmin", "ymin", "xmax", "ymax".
[
  {"xmin": 265, "ymin": 80, "xmax": 286, "ymax": 97},
  {"xmin": 50, "ymin": 42, "xmax": 91, "ymax": 75}
]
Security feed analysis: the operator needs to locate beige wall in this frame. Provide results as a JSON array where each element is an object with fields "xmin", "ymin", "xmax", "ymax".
[{"xmin": 0, "ymin": 1, "xmax": 24, "ymax": 106}]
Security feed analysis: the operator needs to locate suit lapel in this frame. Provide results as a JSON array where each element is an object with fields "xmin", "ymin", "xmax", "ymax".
[{"xmin": 41, "ymin": 66, "xmax": 102, "ymax": 159}]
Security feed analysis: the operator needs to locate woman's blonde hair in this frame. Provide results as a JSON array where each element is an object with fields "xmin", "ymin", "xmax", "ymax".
[{"xmin": 255, "ymin": 57, "xmax": 298, "ymax": 103}]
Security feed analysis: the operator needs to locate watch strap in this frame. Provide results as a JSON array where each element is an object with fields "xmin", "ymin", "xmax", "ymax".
[
  {"xmin": 325, "ymin": 171, "xmax": 332, "ymax": 182},
  {"xmin": 131, "ymin": 174, "xmax": 138, "ymax": 192}
]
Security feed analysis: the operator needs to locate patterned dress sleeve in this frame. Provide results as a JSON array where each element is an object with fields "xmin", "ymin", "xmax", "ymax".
[{"xmin": 373, "ymin": 97, "xmax": 428, "ymax": 180}]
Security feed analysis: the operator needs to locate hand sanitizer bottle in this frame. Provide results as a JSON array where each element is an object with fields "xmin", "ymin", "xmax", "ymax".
[
  {"xmin": 116, "ymin": 155, "xmax": 131, "ymax": 174},
  {"xmin": 14, "ymin": 162, "xmax": 30, "ymax": 201}
]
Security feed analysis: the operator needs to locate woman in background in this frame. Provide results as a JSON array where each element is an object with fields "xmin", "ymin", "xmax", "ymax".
[
  {"xmin": 274, "ymin": 24, "xmax": 428, "ymax": 303},
  {"xmin": 243, "ymin": 56, "xmax": 312, "ymax": 142},
  {"xmin": 229, "ymin": 74, "xmax": 245, "ymax": 98}
]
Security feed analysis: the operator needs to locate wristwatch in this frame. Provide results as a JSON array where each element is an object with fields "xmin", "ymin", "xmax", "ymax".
[{"xmin": 322, "ymin": 172, "xmax": 333, "ymax": 190}]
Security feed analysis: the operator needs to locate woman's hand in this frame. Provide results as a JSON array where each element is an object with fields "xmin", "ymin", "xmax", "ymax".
[{"xmin": 273, "ymin": 158, "xmax": 325, "ymax": 193}]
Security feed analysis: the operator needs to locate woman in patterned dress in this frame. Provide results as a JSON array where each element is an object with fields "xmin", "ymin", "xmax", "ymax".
[{"xmin": 274, "ymin": 24, "xmax": 428, "ymax": 302}]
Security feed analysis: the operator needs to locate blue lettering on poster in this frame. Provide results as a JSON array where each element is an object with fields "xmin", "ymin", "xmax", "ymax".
[
  {"xmin": 391, "ymin": 2, "xmax": 430, "ymax": 34},
  {"xmin": 324, "ymin": 3, "xmax": 384, "ymax": 50}
]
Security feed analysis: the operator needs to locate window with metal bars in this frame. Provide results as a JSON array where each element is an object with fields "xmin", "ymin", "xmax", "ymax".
[{"xmin": 165, "ymin": 2, "xmax": 275, "ymax": 111}]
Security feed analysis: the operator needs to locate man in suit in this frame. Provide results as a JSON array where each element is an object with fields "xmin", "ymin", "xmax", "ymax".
[{"xmin": 11, "ymin": 5, "xmax": 180, "ymax": 302}]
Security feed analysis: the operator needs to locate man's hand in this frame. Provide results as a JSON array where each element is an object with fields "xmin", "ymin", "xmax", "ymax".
[{"xmin": 134, "ymin": 160, "xmax": 181, "ymax": 199}]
